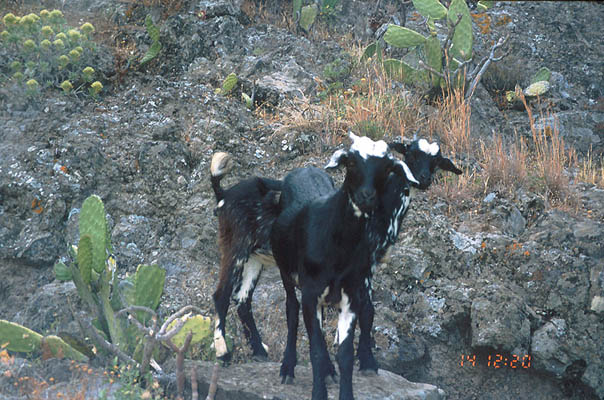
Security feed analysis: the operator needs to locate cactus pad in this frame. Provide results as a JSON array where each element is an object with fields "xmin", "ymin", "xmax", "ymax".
[
  {"xmin": 77, "ymin": 234, "xmax": 93, "ymax": 285},
  {"xmin": 412, "ymin": 0, "xmax": 447, "ymax": 20},
  {"xmin": 133, "ymin": 264, "xmax": 166, "ymax": 322},
  {"xmin": 384, "ymin": 25, "xmax": 427, "ymax": 49},
  {"xmin": 221, "ymin": 73, "xmax": 238, "ymax": 95},
  {"xmin": 299, "ymin": 4, "xmax": 318, "ymax": 32},
  {"xmin": 166, "ymin": 314, "xmax": 211, "ymax": 348},
  {"xmin": 54, "ymin": 261, "xmax": 72, "ymax": 281},
  {"xmin": 448, "ymin": 0, "xmax": 473, "ymax": 66},
  {"xmin": 0, "ymin": 319, "xmax": 43, "ymax": 352},
  {"xmin": 79, "ymin": 195, "xmax": 108, "ymax": 274},
  {"xmin": 530, "ymin": 67, "xmax": 551, "ymax": 85},
  {"xmin": 42, "ymin": 335, "xmax": 88, "ymax": 361}
]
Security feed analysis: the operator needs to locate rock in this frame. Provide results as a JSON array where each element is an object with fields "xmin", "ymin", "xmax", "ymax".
[
  {"xmin": 590, "ymin": 296, "xmax": 604, "ymax": 314},
  {"xmin": 470, "ymin": 284, "xmax": 531, "ymax": 355},
  {"xmin": 182, "ymin": 360, "xmax": 446, "ymax": 400},
  {"xmin": 504, "ymin": 206, "xmax": 526, "ymax": 237},
  {"xmin": 531, "ymin": 319, "xmax": 570, "ymax": 378}
]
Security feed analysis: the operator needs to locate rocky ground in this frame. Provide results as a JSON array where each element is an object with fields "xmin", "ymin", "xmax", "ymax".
[{"xmin": 0, "ymin": 1, "xmax": 603, "ymax": 399}]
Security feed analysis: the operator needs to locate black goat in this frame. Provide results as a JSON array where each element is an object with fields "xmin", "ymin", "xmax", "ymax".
[
  {"xmin": 209, "ymin": 137, "xmax": 461, "ymax": 380},
  {"xmin": 355, "ymin": 138, "xmax": 462, "ymax": 374},
  {"xmin": 210, "ymin": 152, "xmax": 282, "ymax": 360},
  {"xmin": 270, "ymin": 133, "xmax": 420, "ymax": 400}
]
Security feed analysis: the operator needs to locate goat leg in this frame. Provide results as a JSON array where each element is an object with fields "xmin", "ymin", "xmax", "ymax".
[
  {"xmin": 280, "ymin": 280, "xmax": 299, "ymax": 384},
  {"xmin": 357, "ymin": 277, "xmax": 378, "ymax": 375}
]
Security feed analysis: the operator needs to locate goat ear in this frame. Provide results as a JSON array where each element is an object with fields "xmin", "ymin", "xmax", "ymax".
[
  {"xmin": 438, "ymin": 156, "xmax": 462, "ymax": 175},
  {"xmin": 388, "ymin": 142, "xmax": 408, "ymax": 155},
  {"xmin": 325, "ymin": 149, "xmax": 348, "ymax": 169},
  {"xmin": 392, "ymin": 159, "xmax": 419, "ymax": 184}
]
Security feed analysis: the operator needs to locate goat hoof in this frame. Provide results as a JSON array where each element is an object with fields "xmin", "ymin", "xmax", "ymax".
[
  {"xmin": 281, "ymin": 375, "xmax": 295, "ymax": 385},
  {"xmin": 360, "ymin": 368, "xmax": 378, "ymax": 377}
]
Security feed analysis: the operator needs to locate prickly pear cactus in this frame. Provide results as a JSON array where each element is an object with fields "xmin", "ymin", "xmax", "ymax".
[
  {"xmin": 299, "ymin": 4, "xmax": 318, "ymax": 32},
  {"xmin": 130, "ymin": 264, "xmax": 166, "ymax": 323},
  {"xmin": 412, "ymin": 0, "xmax": 447, "ymax": 19},
  {"xmin": 77, "ymin": 234, "xmax": 93, "ymax": 285},
  {"xmin": 447, "ymin": 0, "xmax": 472, "ymax": 66},
  {"xmin": 0, "ymin": 319, "xmax": 43, "ymax": 352},
  {"xmin": 0, "ymin": 320, "xmax": 88, "ymax": 361},
  {"xmin": 140, "ymin": 14, "xmax": 162, "ymax": 66},
  {"xmin": 384, "ymin": 25, "xmax": 427, "ymax": 48},
  {"xmin": 293, "ymin": 0, "xmax": 302, "ymax": 20},
  {"xmin": 530, "ymin": 67, "xmax": 551, "ymax": 84},
  {"xmin": 43, "ymin": 335, "xmax": 88, "ymax": 361},
  {"xmin": 424, "ymin": 35, "xmax": 443, "ymax": 86},
  {"xmin": 383, "ymin": 59, "xmax": 420, "ymax": 84},
  {"xmin": 166, "ymin": 314, "xmax": 211, "ymax": 348},
  {"xmin": 79, "ymin": 195, "xmax": 108, "ymax": 274},
  {"xmin": 54, "ymin": 261, "xmax": 72, "ymax": 281},
  {"xmin": 221, "ymin": 73, "xmax": 238, "ymax": 95}
]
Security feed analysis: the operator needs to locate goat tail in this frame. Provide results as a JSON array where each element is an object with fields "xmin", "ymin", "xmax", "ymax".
[{"xmin": 210, "ymin": 152, "xmax": 233, "ymax": 202}]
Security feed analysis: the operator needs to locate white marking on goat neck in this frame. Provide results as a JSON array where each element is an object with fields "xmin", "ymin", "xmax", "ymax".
[
  {"xmin": 418, "ymin": 139, "xmax": 440, "ymax": 156},
  {"xmin": 235, "ymin": 256, "xmax": 262, "ymax": 303},
  {"xmin": 336, "ymin": 291, "xmax": 355, "ymax": 345},
  {"xmin": 395, "ymin": 160, "xmax": 419, "ymax": 184},
  {"xmin": 214, "ymin": 318, "xmax": 228, "ymax": 357},
  {"xmin": 349, "ymin": 197, "xmax": 363, "ymax": 218},
  {"xmin": 349, "ymin": 132, "xmax": 389, "ymax": 159},
  {"xmin": 217, "ymin": 199, "xmax": 225, "ymax": 208}
]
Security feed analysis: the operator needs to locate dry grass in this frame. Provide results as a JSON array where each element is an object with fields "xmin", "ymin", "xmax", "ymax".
[
  {"xmin": 479, "ymin": 132, "xmax": 529, "ymax": 196},
  {"xmin": 428, "ymin": 87, "xmax": 472, "ymax": 157},
  {"xmin": 577, "ymin": 150, "xmax": 604, "ymax": 187},
  {"xmin": 258, "ymin": 57, "xmax": 425, "ymax": 150},
  {"xmin": 517, "ymin": 90, "xmax": 577, "ymax": 205}
]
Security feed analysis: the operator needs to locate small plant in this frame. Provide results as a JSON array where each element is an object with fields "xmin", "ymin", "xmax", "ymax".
[
  {"xmin": 293, "ymin": 0, "xmax": 341, "ymax": 32},
  {"xmin": 0, "ymin": 10, "xmax": 102, "ymax": 97},
  {"xmin": 139, "ymin": 14, "xmax": 162, "ymax": 66}
]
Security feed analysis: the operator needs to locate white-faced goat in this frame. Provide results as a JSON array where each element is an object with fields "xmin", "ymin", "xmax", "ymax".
[
  {"xmin": 209, "ymin": 136, "xmax": 461, "ymax": 392},
  {"xmin": 270, "ymin": 133, "xmax": 421, "ymax": 400},
  {"xmin": 210, "ymin": 152, "xmax": 282, "ymax": 361},
  {"xmin": 355, "ymin": 138, "xmax": 462, "ymax": 375}
]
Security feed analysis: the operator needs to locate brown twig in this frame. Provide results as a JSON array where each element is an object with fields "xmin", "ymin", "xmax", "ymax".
[
  {"xmin": 443, "ymin": 14, "xmax": 463, "ymax": 53},
  {"xmin": 191, "ymin": 364, "xmax": 199, "ymax": 400},
  {"xmin": 466, "ymin": 35, "xmax": 510, "ymax": 100},
  {"xmin": 205, "ymin": 362, "xmax": 220, "ymax": 400},
  {"xmin": 75, "ymin": 313, "xmax": 138, "ymax": 367},
  {"xmin": 165, "ymin": 331, "xmax": 194, "ymax": 400}
]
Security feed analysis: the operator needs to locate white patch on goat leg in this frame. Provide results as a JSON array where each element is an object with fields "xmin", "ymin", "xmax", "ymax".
[
  {"xmin": 252, "ymin": 251, "xmax": 276, "ymax": 267},
  {"xmin": 214, "ymin": 318, "xmax": 228, "ymax": 358},
  {"xmin": 418, "ymin": 139, "xmax": 440, "ymax": 156},
  {"xmin": 217, "ymin": 199, "xmax": 225, "ymax": 208},
  {"xmin": 337, "ymin": 290, "xmax": 355, "ymax": 345},
  {"xmin": 235, "ymin": 256, "xmax": 262, "ymax": 303},
  {"xmin": 349, "ymin": 132, "xmax": 389, "ymax": 159},
  {"xmin": 316, "ymin": 286, "xmax": 330, "ymax": 330}
]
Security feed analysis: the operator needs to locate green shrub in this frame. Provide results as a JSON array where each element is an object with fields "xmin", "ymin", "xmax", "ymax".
[{"xmin": 1, "ymin": 10, "xmax": 102, "ymax": 98}]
